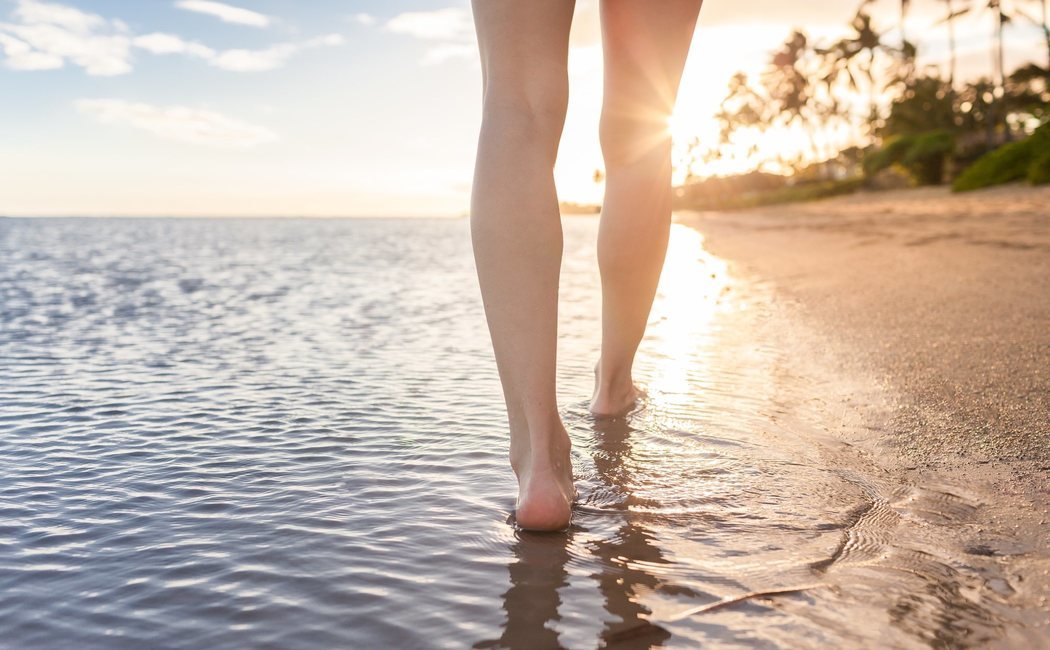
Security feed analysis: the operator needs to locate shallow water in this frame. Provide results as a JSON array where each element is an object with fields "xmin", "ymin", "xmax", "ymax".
[{"xmin": 0, "ymin": 217, "xmax": 1030, "ymax": 648}]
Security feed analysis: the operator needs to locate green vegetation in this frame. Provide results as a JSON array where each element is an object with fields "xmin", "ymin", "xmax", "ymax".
[
  {"xmin": 864, "ymin": 131, "xmax": 954, "ymax": 185},
  {"xmin": 952, "ymin": 139, "xmax": 1035, "ymax": 190},
  {"xmin": 743, "ymin": 178, "xmax": 866, "ymax": 207},
  {"xmin": 674, "ymin": 173, "xmax": 863, "ymax": 211},
  {"xmin": 952, "ymin": 122, "xmax": 1050, "ymax": 191},
  {"xmin": 1028, "ymin": 147, "xmax": 1050, "ymax": 185},
  {"xmin": 671, "ymin": 0, "xmax": 1050, "ymax": 209}
]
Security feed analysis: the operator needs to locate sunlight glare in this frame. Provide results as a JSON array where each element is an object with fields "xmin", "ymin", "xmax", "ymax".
[{"xmin": 644, "ymin": 224, "xmax": 732, "ymax": 404}]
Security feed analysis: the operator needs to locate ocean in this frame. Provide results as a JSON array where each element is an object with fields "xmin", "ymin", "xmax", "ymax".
[{"xmin": 0, "ymin": 216, "xmax": 1017, "ymax": 648}]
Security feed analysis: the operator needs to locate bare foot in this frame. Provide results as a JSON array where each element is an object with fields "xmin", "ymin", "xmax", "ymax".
[
  {"xmin": 510, "ymin": 427, "xmax": 574, "ymax": 531},
  {"xmin": 589, "ymin": 361, "xmax": 644, "ymax": 418}
]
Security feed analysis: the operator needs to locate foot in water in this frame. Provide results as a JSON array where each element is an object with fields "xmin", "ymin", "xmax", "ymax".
[
  {"xmin": 510, "ymin": 425, "xmax": 575, "ymax": 531},
  {"xmin": 589, "ymin": 360, "xmax": 645, "ymax": 418}
]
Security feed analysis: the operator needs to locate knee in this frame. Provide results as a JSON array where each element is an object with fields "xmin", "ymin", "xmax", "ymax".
[
  {"xmin": 599, "ymin": 109, "xmax": 672, "ymax": 168},
  {"xmin": 480, "ymin": 73, "xmax": 568, "ymax": 158}
]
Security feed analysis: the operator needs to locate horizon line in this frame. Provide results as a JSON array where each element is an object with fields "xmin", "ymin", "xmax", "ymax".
[{"xmin": 0, "ymin": 213, "xmax": 472, "ymax": 220}]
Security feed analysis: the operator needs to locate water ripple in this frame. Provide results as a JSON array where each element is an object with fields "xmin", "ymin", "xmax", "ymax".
[{"xmin": 0, "ymin": 217, "xmax": 1022, "ymax": 648}]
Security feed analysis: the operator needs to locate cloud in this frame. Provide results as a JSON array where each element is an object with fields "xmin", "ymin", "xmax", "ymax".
[
  {"xmin": 0, "ymin": 0, "xmax": 132, "ymax": 75},
  {"xmin": 75, "ymin": 98, "xmax": 278, "ymax": 147},
  {"xmin": 15, "ymin": 0, "xmax": 104, "ymax": 31},
  {"xmin": 350, "ymin": 13, "xmax": 375, "ymax": 27},
  {"xmin": 385, "ymin": 7, "xmax": 475, "ymax": 65},
  {"xmin": 0, "ymin": 31, "xmax": 62, "ymax": 69},
  {"xmin": 0, "ymin": 0, "xmax": 344, "ymax": 75},
  {"xmin": 133, "ymin": 32, "xmax": 214, "ymax": 59},
  {"xmin": 386, "ymin": 8, "xmax": 474, "ymax": 41},
  {"xmin": 208, "ymin": 43, "xmax": 298, "ymax": 71},
  {"xmin": 132, "ymin": 31, "xmax": 343, "ymax": 71},
  {"xmin": 174, "ymin": 0, "xmax": 271, "ymax": 28}
]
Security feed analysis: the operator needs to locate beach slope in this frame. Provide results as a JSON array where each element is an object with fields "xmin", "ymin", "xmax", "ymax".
[
  {"xmin": 683, "ymin": 185, "xmax": 1049, "ymax": 466},
  {"xmin": 682, "ymin": 185, "xmax": 1050, "ymax": 638}
]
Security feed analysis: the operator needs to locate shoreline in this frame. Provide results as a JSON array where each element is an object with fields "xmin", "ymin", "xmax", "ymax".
[
  {"xmin": 680, "ymin": 184, "xmax": 1050, "ymax": 465},
  {"xmin": 680, "ymin": 183, "xmax": 1050, "ymax": 642}
]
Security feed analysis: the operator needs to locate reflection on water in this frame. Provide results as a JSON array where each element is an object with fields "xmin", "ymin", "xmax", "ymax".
[
  {"xmin": 481, "ymin": 417, "xmax": 675, "ymax": 650},
  {"xmin": 481, "ymin": 528, "xmax": 573, "ymax": 649},
  {"xmin": 0, "ymin": 217, "xmax": 1034, "ymax": 648},
  {"xmin": 587, "ymin": 417, "xmax": 674, "ymax": 648}
]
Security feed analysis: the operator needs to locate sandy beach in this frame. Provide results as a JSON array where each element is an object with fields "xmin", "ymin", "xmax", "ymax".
[{"xmin": 683, "ymin": 184, "xmax": 1050, "ymax": 642}]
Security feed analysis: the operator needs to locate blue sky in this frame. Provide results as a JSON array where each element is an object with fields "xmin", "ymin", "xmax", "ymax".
[{"xmin": 0, "ymin": 0, "xmax": 1044, "ymax": 216}]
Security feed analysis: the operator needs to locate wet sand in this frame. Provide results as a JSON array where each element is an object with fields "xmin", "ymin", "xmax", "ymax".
[{"xmin": 681, "ymin": 184, "xmax": 1050, "ymax": 643}]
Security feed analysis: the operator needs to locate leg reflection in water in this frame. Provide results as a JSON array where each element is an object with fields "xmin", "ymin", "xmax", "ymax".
[
  {"xmin": 475, "ymin": 530, "xmax": 574, "ymax": 650},
  {"xmin": 589, "ymin": 416, "xmax": 672, "ymax": 647},
  {"xmin": 477, "ymin": 415, "xmax": 682, "ymax": 649}
]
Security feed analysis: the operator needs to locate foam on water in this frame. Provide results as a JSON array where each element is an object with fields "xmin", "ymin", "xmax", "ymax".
[{"xmin": 0, "ymin": 217, "xmax": 1029, "ymax": 648}]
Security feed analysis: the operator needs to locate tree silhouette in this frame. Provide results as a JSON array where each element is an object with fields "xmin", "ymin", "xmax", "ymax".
[
  {"xmin": 900, "ymin": 0, "xmax": 912, "ymax": 46},
  {"xmin": 949, "ymin": 1, "xmax": 1027, "ymax": 137},
  {"xmin": 674, "ymin": 0, "xmax": 1049, "ymax": 190},
  {"xmin": 820, "ymin": 6, "xmax": 904, "ymax": 131},
  {"xmin": 938, "ymin": 0, "xmax": 962, "ymax": 87},
  {"xmin": 1025, "ymin": 0, "xmax": 1050, "ymax": 70}
]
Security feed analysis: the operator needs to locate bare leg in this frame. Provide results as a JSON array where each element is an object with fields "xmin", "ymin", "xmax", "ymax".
[
  {"xmin": 591, "ymin": 0, "xmax": 703, "ymax": 417},
  {"xmin": 470, "ymin": 0, "xmax": 576, "ymax": 531}
]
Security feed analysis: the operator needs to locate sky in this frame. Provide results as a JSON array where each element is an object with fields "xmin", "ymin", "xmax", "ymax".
[{"xmin": 0, "ymin": 0, "xmax": 1045, "ymax": 217}]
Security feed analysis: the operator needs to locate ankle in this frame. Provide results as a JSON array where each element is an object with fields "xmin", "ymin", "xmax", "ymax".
[
  {"xmin": 594, "ymin": 361, "xmax": 634, "ymax": 398},
  {"xmin": 509, "ymin": 412, "xmax": 570, "ymax": 473}
]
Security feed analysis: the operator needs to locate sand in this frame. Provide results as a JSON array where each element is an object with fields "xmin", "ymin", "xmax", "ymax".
[{"xmin": 681, "ymin": 184, "xmax": 1050, "ymax": 637}]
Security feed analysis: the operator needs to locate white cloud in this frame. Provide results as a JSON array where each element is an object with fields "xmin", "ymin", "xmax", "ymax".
[
  {"xmin": 209, "ymin": 42, "xmax": 298, "ymax": 71},
  {"xmin": 386, "ymin": 7, "xmax": 473, "ymax": 41},
  {"xmin": 306, "ymin": 34, "xmax": 343, "ymax": 48},
  {"xmin": 133, "ymin": 32, "xmax": 214, "ymax": 59},
  {"xmin": 0, "ymin": 31, "xmax": 62, "ymax": 69},
  {"xmin": 386, "ymin": 7, "xmax": 475, "ymax": 65},
  {"xmin": 75, "ymin": 98, "xmax": 278, "ymax": 148},
  {"xmin": 218, "ymin": 33, "xmax": 343, "ymax": 71},
  {"xmin": 0, "ymin": 0, "xmax": 132, "ymax": 75},
  {"xmin": 133, "ymin": 31, "xmax": 343, "ymax": 71},
  {"xmin": 15, "ymin": 0, "xmax": 101, "ymax": 31},
  {"xmin": 0, "ymin": 0, "xmax": 345, "ymax": 75},
  {"xmin": 174, "ymin": 0, "xmax": 271, "ymax": 29},
  {"xmin": 350, "ymin": 13, "xmax": 375, "ymax": 27}
]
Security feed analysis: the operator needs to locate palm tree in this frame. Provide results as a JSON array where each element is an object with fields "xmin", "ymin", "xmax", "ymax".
[
  {"xmin": 882, "ymin": 75, "xmax": 957, "ymax": 136},
  {"xmin": 716, "ymin": 72, "xmax": 768, "ymax": 143},
  {"xmin": 712, "ymin": 72, "xmax": 774, "ymax": 171},
  {"xmin": 948, "ymin": 2, "xmax": 1023, "ymax": 98},
  {"xmin": 1029, "ymin": 0, "xmax": 1050, "ymax": 70},
  {"xmin": 820, "ymin": 7, "xmax": 899, "ymax": 131},
  {"xmin": 993, "ymin": 1, "xmax": 1009, "ymax": 96},
  {"xmin": 942, "ymin": 1, "xmax": 1024, "ymax": 139},
  {"xmin": 938, "ymin": 0, "xmax": 961, "ymax": 87},
  {"xmin": 899, "ymin": 0, "xmax": 911, "ymax": 46},
  {"xmin": 763, "ymin": 31, "xmax": 817, "ymax": 135},
  {"xmin": 759, "ymin": 30, "xmax": 852, "ymax": 169}
]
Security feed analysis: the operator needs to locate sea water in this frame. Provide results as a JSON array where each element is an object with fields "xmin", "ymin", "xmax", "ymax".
[{"xmin": 0, "ymin": 217, "xmax": 1023, "ymax": 648}]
